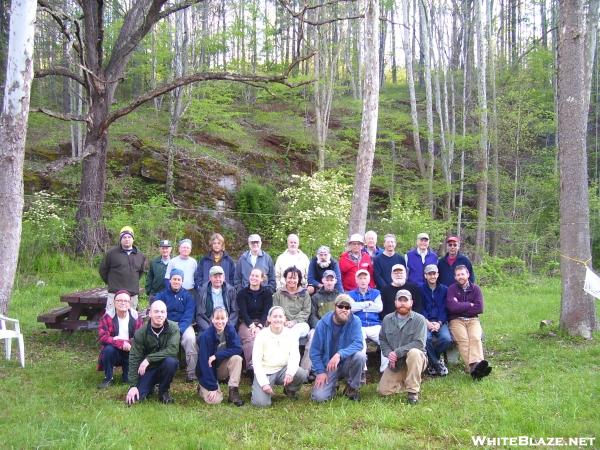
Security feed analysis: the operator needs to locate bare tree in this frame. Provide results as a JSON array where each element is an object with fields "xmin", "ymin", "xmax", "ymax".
[
  {"xmin": 348, "ymin": 0, "xmax": 379, "ymax": 235},
  {"xmin": 557, "ymin": 0, "xmax": 597, "ymax": 338},
  {"xmin": 0, "ymin": 0, "xmax": 38, "ymax": 315}
]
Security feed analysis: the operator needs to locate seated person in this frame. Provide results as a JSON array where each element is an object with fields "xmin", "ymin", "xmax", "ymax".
[
  {"xmin": 236, "ymin": 268, "xmax": 273, "ymax": 372},
  {"xmin": 196, "ymin": 265, "xmax": 238, "ymax": 332},
  {"xmin": 125, "ymin": 300, "xmax": 180, "ymax": 405},
  {"xmin": 377, "ymin": 289, "xmax": 428, "ymax": 405},
  {"xmin": 381, "ymin": 264, "xmax": 423, "ymax": 318},
  {"xmin": 196, "ymin": 307, "xmax": 244, "ymax": 406},
  {"xmin": 272, "ymin": 266, "xmax": 311, "ymax": 342},
  {"xmin": 348, "ymin": 269, "xmax": 387, "ymax": 373},
  {"xmin": 307, "ymin": 246, "xmax": 344, "ymax": 294},
  {"xmin": 310, "ymin": 294, "xmax": 365, "ymax": 402},
  {"xmin": 421, "ymin": 264, "xmax": 452, "ymax": 376},
  {"xmin": 251, "ymin": 306, "xmax": 308, "ymax": 407},
  {"xmin": 97, "ymin": 290, "xmax": 143, "ymax": 388},
  {"xmin": 154, "ymin": 269, "xmax": 197, "ymax": 382}
]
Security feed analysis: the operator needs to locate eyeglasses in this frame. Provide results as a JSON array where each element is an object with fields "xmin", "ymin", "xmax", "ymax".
[
  {"xmin": 115, "ymin": 299, "xmax": 130, "ymax": 303},
  {"xmin": 447, "ymin": 243, "xmax": 458, "ymax": 247},
  {"xmin": 336, "ymin": 304, "xmax": 352, "ymax": 310}
]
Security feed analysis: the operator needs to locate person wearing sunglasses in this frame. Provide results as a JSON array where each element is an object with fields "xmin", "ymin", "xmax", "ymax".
[
  {"xmin": 437, "ymin": 236, "xmax": 475, "ymax": 287},
  {"xmin": 310, "ymin": 294, "xmax": 365, "ymax": 402}
]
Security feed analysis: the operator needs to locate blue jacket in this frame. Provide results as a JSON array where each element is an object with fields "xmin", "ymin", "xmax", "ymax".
[
  {"xmin": 373, "ymin": 252, "xmax": 407, "ymax": 290},
  {"xmin": 196, "ymin": 323, "xmax": 242, "ymax": 391},
  {"xmin": 406, "ymin": 248, "xmax": 438, "ymax": 286},
  {"xmin": 309, "ymin": 311, "xmax": 364, "ymax": 375},
  {"xmin": 194, "ymin": 252, "xmax": 236, "ymax": 289},
  {"xmin": 437, "ymin": 253, "xmax": 475, "ymax": 287},
  {"xmin": 234, "ymin": 250, "xmax": 276, "ymax": 293},
  {"xmin": 348, "ymin": 287, "xmax": 383, "ymax": 327},
  {"xmin": 153, "ymin": 287, "xmax": 196, "ymax": 335},
  {"xmin": 420, "ymin": 283, "xmax": 449, "ymax": 323},
  {"xmin": 307, "ymin": 256, "xmax": 344, "ymax": 292}
]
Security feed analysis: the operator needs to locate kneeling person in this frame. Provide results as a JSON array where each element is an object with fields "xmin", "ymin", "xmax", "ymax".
[
  {"xmin": 310, "ymin": 294, "xmax": 366, "ymax": 402},
  {"xmin": 126, "ymin": 300, "xmax": 180, "ymax": 405},
  {"xmin": 197, "ymin": 307, "xmax": 244, "ymax": 406},
  {"xmin": 251, "ymin": 306, "xmax": 308, "ymax": 407},
  {"xmin": 378, "ymin": 290, "xmax": 428, "ymax": 405}
]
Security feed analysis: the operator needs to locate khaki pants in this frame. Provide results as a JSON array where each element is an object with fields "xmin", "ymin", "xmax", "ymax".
[
  {"xmin": 106, "ymin": 293, "xmax": 138, "ymax": 313},
  {"xmin": 199, "ymin": 355, "xmax": 243, "ymax": 404},
  {"xmin": 377, "ymin": 348, "xmax": 427, "ymax": 395},
  {"xmin": 449, "ymin": 317, "xmax": 484, "ymax": 369}
]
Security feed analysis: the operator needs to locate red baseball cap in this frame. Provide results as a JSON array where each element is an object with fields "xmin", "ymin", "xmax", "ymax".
[{"xmin": 446, "ymin": 236, "xmax": 460, "ymax": 243}]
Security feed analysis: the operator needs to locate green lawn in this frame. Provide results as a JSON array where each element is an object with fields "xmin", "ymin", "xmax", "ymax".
[{"xmin": 1, "ymin": 268, "xmax": 599, "ymax": 449}]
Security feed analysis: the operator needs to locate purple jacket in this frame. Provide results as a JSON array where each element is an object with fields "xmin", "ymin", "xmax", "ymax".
[
  {"xmin": 445, "ymin": 282, "xmax": 483, "ymax": 321},
  {"xmin": 406, "ymin": 248, "xmax": 438, "ymax": 286}
]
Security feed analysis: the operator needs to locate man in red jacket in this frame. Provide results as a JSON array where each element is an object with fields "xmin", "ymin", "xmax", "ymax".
[{"xmin": 339, "ymin": 233, "xmax": 374, "ymax": 292}]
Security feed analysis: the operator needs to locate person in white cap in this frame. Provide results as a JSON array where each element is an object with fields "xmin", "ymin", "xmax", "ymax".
[
  {"xmin": 339, "ymin": 233, "xmax": 375, "ymax": 292},
  {"xmin": 274, "ymin": 234, "xmax": 310, "ymax": 290},
  {"xmin": 405, "ymin": 232, "xmax": 438, "ymax": 287},
  {"xmin": 235, "ymin": 234, "xmax": 276, "ymax": 293},
  {"xmin": 196, "ymin": 265, "xmax": 238, "ymax": 332}
]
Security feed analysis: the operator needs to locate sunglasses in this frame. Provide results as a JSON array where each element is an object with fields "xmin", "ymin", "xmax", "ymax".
[
  {"xmin": 447, "ymin": 242, "xmax": 458, "ymax": 247},
  {"xmin": 336, "ymin": 304, "xmax": 352, "ymax": 310}
]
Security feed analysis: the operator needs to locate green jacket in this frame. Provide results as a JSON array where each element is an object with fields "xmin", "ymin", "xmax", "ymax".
[
  {"xmin": 272, "ymin": 288, "xmax": 311, "ymax": 324},
  {"xmin": 145, "ymin": 256, "xmax": 169, "ymax": 296},
  {"xmin": 379, "ymin": 310, "xmax": 427, "ymax": 372},
  {"xmin": 128, "ymin": 319, "xmax": 180, "ymax": 385}
]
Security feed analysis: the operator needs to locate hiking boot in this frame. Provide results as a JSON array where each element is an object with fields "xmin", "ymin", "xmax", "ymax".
[
  {"xmin": 360, "ymin": 370, "xmax": 367, "ymax": 385},
  {"xmin": 159, "ymin": 391, "xmax": 174, "ymax": 404},
  {"xmin": 283, "ymin": 386, "xmax": 299, "ymax": 400},
  {"xmin": 427, "ymin": 364, "xmax": 440, "ymax": 376},
  {"xmin": 344, "ymin": 385, "xmax": 360, "ymax": 401},
  {"xmin": 470, "ymin": 360, "xmax": 490, "ymax": 380},
  {"xmin": 97, "ymin": 378, "xmax": 113, "ymax": 389},
  {"xmin": 407, "ymin": 392, "xmax": 419, "ymax": 405},
  {"xmin": 185, "ymin": 376, "xmax": 198, "ymax": 383},
  {"xmin": 307, "ymin": 372, "xmax": 316, "ymax": 383},
  {"xmin": 228, "ymin": 387, "xmax": 244, "ymax": 406},
  {"xmin": 437, "ymin": 361, "xmax": 449, "ymax": 376}
]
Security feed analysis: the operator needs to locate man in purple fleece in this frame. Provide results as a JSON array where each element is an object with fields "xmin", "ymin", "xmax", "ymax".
[{"xmin": 446, "ymin": 265, "xmax": 492, "ymax": 380}]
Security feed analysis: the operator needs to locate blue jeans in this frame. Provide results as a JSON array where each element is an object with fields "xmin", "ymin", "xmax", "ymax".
[
  {"xmin": 311, "ymin": 352, "xmax": 366, "ymax": 402},
  {"xmin": 101, "ymin": 344, "xmax": 130, "ymax": 382},
  {"xmin": 136, "ymin": 356, "xmax": 179, "ymax": 396},
  {"xmin": 426, "ymin": 323, "xmax": 452, "ymax": 366}
]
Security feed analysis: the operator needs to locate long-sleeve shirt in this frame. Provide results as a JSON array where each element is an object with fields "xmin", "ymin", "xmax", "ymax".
[
  {"xmin": 379, "ymin": 311, "xmax": 427, "ymax": 372},
  {"xmin": 164, "ymin": 256, "xmax": 198, "ymax": 290},
  {"xmin": 307, "ymin": 256, "xmax": 344, "ymax": 292},
  {"xmin": 348, "ymin": 287, "xmax": 383, "ymax": 327},
  {"xmin": 153, "ymin": 287, "xmax": 196, "ymax": 335},
  {"xmin": 271, "ymin": 288, "xmax": 311, "ymax": 324},
  {"xmin": 237, "ymin": 286, "xmax": 272, "ymax": 327},
  {"xmin": 445, "ymin": 282, "xmax": 484, "ymax": 321},
  {"xmin": 235, "ymin": 250, "xmax": 276, "ymax": 293},
  {"xmin": 274, "ymin": 250, "xmax": 310, "ymax": 289},
  {"xmin": 252, "ymin": 326, "xmax": 300, "ymax": 387},
  {"xmin": 373, "ymin": 252, "xmax": 407, "ymax": 290},
  {"xmin": 420, "ymin": 283, "xmax": 449, "ymax": 323}
]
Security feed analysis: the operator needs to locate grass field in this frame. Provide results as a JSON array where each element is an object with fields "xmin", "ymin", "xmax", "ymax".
[{"xmin": 1, "ymin": 264, "xmax": 599, "ymax": 449}]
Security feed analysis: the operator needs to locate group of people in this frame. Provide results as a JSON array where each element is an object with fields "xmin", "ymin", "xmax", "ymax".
[{"xmin": 97, "ymin": 227, "xmax": 491, "ymax": 407}]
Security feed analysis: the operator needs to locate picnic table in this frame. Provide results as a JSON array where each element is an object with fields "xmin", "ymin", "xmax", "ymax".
[{"xmin": 38, "ymin": 287, "xmax": 110, "ymax": 331}]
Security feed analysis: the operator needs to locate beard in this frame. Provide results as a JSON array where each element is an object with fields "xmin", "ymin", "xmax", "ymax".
[
  {"xmin": 318, "ymin": 256, "xmax": 331, "ymax": 268},
  {"xmin": 396, "ymin": 306, "xmax": 411, "ymax": 315},
  {"xmin": 392, "ymin": 276, "xmax": 406, "ymax": 286}
]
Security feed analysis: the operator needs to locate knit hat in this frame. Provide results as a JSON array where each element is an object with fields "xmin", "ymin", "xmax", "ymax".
[
  {"xmin": 170, "ymin": 268, "xmax": 184, "ymax": 280},
  {"xmin": 120, "ymin": 226, "xmax": 134, "ymax": 239}
]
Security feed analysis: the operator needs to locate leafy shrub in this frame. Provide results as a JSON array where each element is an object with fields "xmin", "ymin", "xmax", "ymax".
[
  {"xmin": 235, "ymin": 180, "xmax": 279, "ymax": 241},
  {"xmin": 270, "ymin": 170, "xmax": 352, "ymax": 257},
  {"xmin": 476, "ymin": 256, "xmax": 528, "ymax": 286}
]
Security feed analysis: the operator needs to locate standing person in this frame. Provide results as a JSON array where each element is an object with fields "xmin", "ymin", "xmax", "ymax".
[
  {"xmin": 437, "ymin": 236, "xmax": 475, "ymax": 287},
  {"xmin": 274, "ymin": 234, "xmax": 310, "ymax": 290},
  {"xmin": 164, "ymin": 239, "xmax": 197, "ymax": 292},
  {"xmin": 99, "ymin": 225, "xmax": 146, "ymax": 312},
  {"xmin": 446, "ymin": 265, "xmax": 492, "ymax": 380},
  {"xmin": 307, "ymin": 246, "xmax": 344, "ymax": 294},
  {"xmin": 310, "ymin": 294, "xmax": 366, "ymax": 402},
  {"xmin": 405, "ymin": 232, "xmax": 438, "ymax": 287},
  {"xmin": 125, "ymin": 300, "xmax": 180, "ymax": 405},
  {"xmin": 363, "ymin": 230, "xmax": 383, "ymax": 258},
  {"xmin": 272, "ymin": 266, "xmax": 311, "ymax": 342},
  {"xmin": 235, "ymin": 234, "xmax": 276, "ymax": 294},
  {"xmin": 237, "ymin": 268, "xmax": 273, "ymax": 372},
  {"xmin": 381, "ymin": 264, "xmax": 423, "ymax": 318},
  {"xmin": 251, "ymin": 306, "xmax": 308, "ymax": 407},
  {"xmin": 97, "ymin": 290, "xmax": 143, "ymax": 388},
  {"xmin": 154, "ymin": 269, "xmax": 197, "ymax": 382},
  {"xmin": 196, "ymin": 307, "xmax": 244, "ymax": 406},
  {"xmin": 373, "ymin": 234, "xmax": 407, "ymax": 290},
  {"xmin": 377, "ymin": 290, "xmax": 428, "ymax": 405},
  {"xmin": 420, "ymin": 264, "xmax": 452, "ymax": 376},
  {"xmin": 339, "ymin": 234, "xmax": 375, "ymax": 292},
  {"xmin": 195, "ymin": 233, "xmax": 236, "ymax": 288},
  {"xmin": 196, "ymin": 266, "xmax": 238, "ymax": 332},
  {"xmin": 145, "ymin": 240, "xmax": 172, "ymax": 302}
]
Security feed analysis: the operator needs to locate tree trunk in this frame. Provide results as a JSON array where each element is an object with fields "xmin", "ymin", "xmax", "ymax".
[
  {"xmin": 558, "ymin": 0, "xmax": 596, "ymax": 338},
  {"xmin": 420, "ymin": 1, "xmax": 435, "ymax": 217},
  {"xmin": 378, "ymin": 1, "xmax": 387, "ymax": 88},
  {"xmin": 390, "ymin": 5, "xmax": 397, "ymax": 84},
  {"xmin": 487, "ymin": 0, "xmax": 500, "ymax": 255},
  {"xmin": 0, "ymin": 0, "xmax": 37, "ymax": 315},
  {"xmin": 348, "ymin": 0, "xmax": 380, "ymax": 236}
]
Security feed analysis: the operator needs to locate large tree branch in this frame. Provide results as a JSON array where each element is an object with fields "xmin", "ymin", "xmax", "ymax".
[
  {"xmin": 35, "ymin": 66, "xmax": 86, "ymax": 87},
  {"xmin": 277, "ymin": 0, "xmax": 363, "ymax": 25},
  {"xmin": 105, "ymin": 53, "xmax": 315, "ymax": 130},
  {"xmin": 158, "ymin": 0, "xmax": 203, "ymax": 20},
  {"xmin": 38, "ymin": 0, "xmax": 83, "ymax": 56},
  {"xmin": 30, "ymin": 107, "xmax": 90, "ymax": 124}
]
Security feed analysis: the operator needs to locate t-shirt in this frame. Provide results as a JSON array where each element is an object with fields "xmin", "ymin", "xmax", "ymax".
[
  {"xmin": 117, "ymin": 315, "xmax": 129, "ymax": 340},
  {"xmin": 331, "ymin": 322, "xmax": 343, "ymax": 357}
]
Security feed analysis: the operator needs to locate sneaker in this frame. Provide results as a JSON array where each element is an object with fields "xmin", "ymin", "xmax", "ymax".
[
  {"xmin": 437, "ymin": 361, "xmax": 449, "ymax": 376},
  {"xmin": 283, "ymin": 386, "xmax": 298, "ymax": 400},
  {"xmin": 344, "ymin": 385, "xmax": 361, "ymax": 401},
  {"xmin": 185, "ymin": 376, "xmax": 197, "ymax": 383},
  {"xmin": 159, "ymin": 391, "xmax": 174, "ymax": 404},
  {"xmin": 228, "ymin": 387, "xmax": 244, "ymax": 406},
  {"xmin": 470, "ymin": 360, "xmax": 490, "ymax": 380},
  {"xmin": 360, "ymin": 370, "xmax": 367, "ymax": 385},
  {"xmin": 307, "ymin": 372, "xmax": 316, "ymax": 383},
  {"xmin": 427, "ymin": 364, "xmax": 439, "ymax": 376},
  {"xmin": 97, "ymin": 378, "xmax": 113, "ymax": 389},
  {"xmin": 407, "ymin": 392, "xmax": 419, "ymax": 405}
]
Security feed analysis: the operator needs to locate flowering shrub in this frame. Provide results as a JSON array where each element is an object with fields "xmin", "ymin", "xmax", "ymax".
[{"xmin": 271, "ymin": 170, "xmax": 352, "ymax": 256}]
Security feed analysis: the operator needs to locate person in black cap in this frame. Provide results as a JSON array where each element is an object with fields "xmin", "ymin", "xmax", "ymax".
[{"xmin": 145, "ymin": 239, "xmax": 172, "ymax": 303}]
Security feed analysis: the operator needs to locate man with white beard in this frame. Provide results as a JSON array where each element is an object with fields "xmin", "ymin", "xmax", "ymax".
[
  {"xmin": 307, "ymin": 246, "xmax": 344, "ymax": 294},
  {"xmin": 380, "ymin": 264, "xmax": 423, "ymax": 318}
]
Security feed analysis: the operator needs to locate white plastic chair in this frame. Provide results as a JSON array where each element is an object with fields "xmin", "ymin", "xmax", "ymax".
[{"xmin": 0, "ymin": 314, "xmax": 25, "ymax": 368}]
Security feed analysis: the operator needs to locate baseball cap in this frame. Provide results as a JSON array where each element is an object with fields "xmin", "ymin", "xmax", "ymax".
[
  {"xmin": 395, "ymin": 289, "xmax": 412, "ymax": 300},
  {"xmin": 159, "ymin": 239, "xmax": 172, "ymax": 247},
  {"xmin": 209, "ymin": 266, "xmax": 225, "ymax": 276},
  {"xmin": 348, "ymin": 233, "xmax": 364, "ymax": 244},
  {"xmin": 424, "ymin": 264, "xmax": 438, "ymax": 274},
  {"xmin": 417, "ymin": 232, "xmax": 429, "ymax": 240},
  {"xmin": 323, "ymin": 270, "xmax": 337, "ymax": 279}
]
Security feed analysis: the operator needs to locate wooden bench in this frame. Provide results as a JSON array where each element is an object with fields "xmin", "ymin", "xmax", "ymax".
[{"xmin": 38, "ymin": 288, "xmax": 109, "ymax": 331}]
